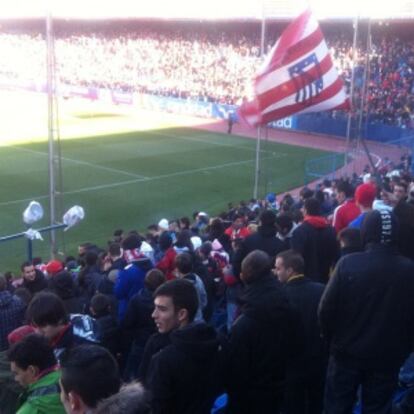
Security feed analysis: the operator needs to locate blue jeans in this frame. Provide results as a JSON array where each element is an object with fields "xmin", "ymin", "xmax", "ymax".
[{"xmin": 324, "ymin": 356, "xmax": 399, "ymax": 414}]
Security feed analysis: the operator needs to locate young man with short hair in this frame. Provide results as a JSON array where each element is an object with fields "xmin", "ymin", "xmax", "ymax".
[
  {"xmin": 8, "ymin": 333, "xmax": 65, "ymax": 414},
  {"xmin": 59, "ymin": 344, "xmax": 121, "ymax": 414},
  {"xmin": 26, "ymin": 292, "xmax": 97, "ymax": 362},
  {"xmin": 148, "ymin": 279, "xmax": 224, "ymax": 414},
  {"xmin": 275, "ymin": 250, "xmax": 326, "ymax": 414},
  {"xmin": 174, "ymin": 252, "xmax": 207, "ymax": 321},
  {"xmin": 20, "ymin": 261, "xmax": 48, "ymax": 295}
]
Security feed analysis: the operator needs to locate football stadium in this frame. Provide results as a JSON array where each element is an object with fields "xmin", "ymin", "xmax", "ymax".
[{"xmin": 1, "ymin": 1, "xmax": 414, "ymax": 413}]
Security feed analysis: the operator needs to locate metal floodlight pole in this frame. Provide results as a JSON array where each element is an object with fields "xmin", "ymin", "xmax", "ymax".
[
  {"xmin": 253, "ymin": 1, "xmax": 266, "ymax": 199},
  {"xmin": 345, "ymin": 15, "xmax": 359, "ymax": 172},
  {"xmin": 46, "ymin": 12, "xmax": 58, "ymax": 258}
]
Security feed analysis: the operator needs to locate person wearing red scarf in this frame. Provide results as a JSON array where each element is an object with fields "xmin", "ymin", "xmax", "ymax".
[{"xmin": 291, "ymin": 198, "xmax": 338, "ymax": 284}]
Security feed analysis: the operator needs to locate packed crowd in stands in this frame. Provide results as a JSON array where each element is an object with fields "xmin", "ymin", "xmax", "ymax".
[
  {"xmin": 0, "ymin": 22, "xmax": 413, "ymax": 127},
  {"xmin": 1, "ymin": 151, "xmax": 414, "ymax": 414}
]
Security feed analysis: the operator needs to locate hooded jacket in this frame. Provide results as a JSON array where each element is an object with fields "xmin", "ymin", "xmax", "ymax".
[
  {"xmin": 291, "ymin": 216, "xmax": 338, "ymax": 283},
  {"xmin": 148, "ymin": 323, "xmax": 224, "ymax": 414},
  {"xmin": 319, "ymin": 211, "xmax": 414, "ymax": 370},
  {"xmin": 17, "ymin": 370, "xmax": 65, "ymax": 414},
  {"xmin": 226, "ymin": 275, "xmax": 304, "ymax": 414},
  {"xmin": 115, "ymin": 255, "xmax": 153, "ymax": 321},
  {"xmin": 0, "ymin": 291, "xmax": 25, "ymax": 351}
]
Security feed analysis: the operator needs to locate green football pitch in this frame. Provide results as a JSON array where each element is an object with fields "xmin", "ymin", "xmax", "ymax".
[{"xmin": 0, "ymin": 92, "xmax": 343, "ymax": 270}]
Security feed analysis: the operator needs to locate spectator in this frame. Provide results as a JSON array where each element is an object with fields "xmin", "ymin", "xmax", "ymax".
[
  {"xmin": 291, "ymin": 198, "xmax": 338, "ymax": 283},
  {"xmin": 26, "ymin": 292, "xmax": 97, "ymax": 362},
  {"xmin": 233, "ymin": 210, "xmax": 286, "ymax": 277},
  {"xmin": 319, "ymin": 210, "xmax": 414, "ymax": 412},
  {"xmin": 332, "ymin": 179, "xmax": 360, "ymax": 233},
  {"xmin": 20, "ymin": 261, "xmax": 47, "ymax": 295},
  {"xmin": 115, "ymin": 234, "xmax": 153, "ymax": 321},
  {"xmin": 148, "ymin": 279, "xmax": 224, "ymax": 414},
  {"xmin": 8, "ymin": 333, "xmax": 64, "ymax": 413},
  {"xmin": 174, "ymin": 252, "xmax": 207, "ymax": 321},
  {"xmin": 275, "ymin": 250, "xmax": 326, "ymax": 414},
  {"xmin": 59, "ymin": 344, "xmax": 121, "ymax": 414},
  {"xmin": 90, "ymin": 294, "xmax": 119, "ymax": 357},
  {"xmin": 0, "ymin": 274, "xmax": 25, "ymax": 352},
  {"xmin": 349, "ymin": 182, "xmax": 377, "ymax": 229},
  {"xmin": 122, "ymin": 269, "xmax": 165, "ymax": 381},
  {"xmin": 226, "ymin": 250, "xmax": 303, "ymax": 414}
]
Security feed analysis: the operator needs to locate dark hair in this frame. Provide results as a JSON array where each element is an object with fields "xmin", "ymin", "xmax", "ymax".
[
  {"xmin": 179, "ymin": 217, "xmax": 190, "ymax": 229},
  {"xmin": 0, "ymin": 274, "xmax": 6, "ymax": 291},
  {"xmin": 122, "ymin": 234, "xmax": 142, "ymax": 250},
  {"xmin": 8, "ymin": 333, "xmax": 56, "ymax": 371},
  {"xmin": 159, "ymin": 232, "xmax": 173, "ymax": 250},
  {"xmin": 113, "ymin": 229, "xmax": 123, "ymax": 237},
  {"xmin": 336, "ymin": 180, "xmax": 354, "ymax": 198},
  {"xmin": 241, "ymin": 250, "xmax": 272, "ymax": 283},
  {"xmin": 90, "ymin": 294, "xmax": 112, "ymax": 318},
  {"xmin": 154, "ymin": 279, "xmax": 198, "ymax": 323},
  {"xmin": 199, "ymin": 241, "xmax": 213, "ymax": 257},
  {"xmin": 14, "ymin": 287, "xmax": 32, "ymax": 306},
  {"xmin": 175, "ymin": 252, "xmax": 193, "ymax": 274},
  {"xmin": 27, "ymin": 292, "xmax": 68, "ymax": 327},
  {"xmin": 304, "ymin": 198, "xmax": 321, "ymax": 216},
  {"xmin": 275, "ymin": 214, "xmax": 293, "ymax": 232},
  {"xmin": 337, "ymin": 227, "xmax": 362, "ymax": 250},
  {"xmin": 60, "ymin": 345, "xmax": 120, "ymax": 409},
  {"xmin": 276, "ymin": 250, "xmax": 305, "ymax": 274},
  {"xmin": 20, "ymin": 261, "xmax": 33, "ymax": 272},
  {"xmin": 85, "ymin": 251, "xmax": 98, "ymax": 267},
  {"xmin": 300, "ymin": 187, "xmax": 314, "ymax": 200},
  {"xmin": 144, "ymin": 269, "xmax": 166, "ymax": 292},
  {"xmin": 394, "ymin": 182, "xmax": 408, "ymax": 192},
  {"xmin": 108, "ymin": 243, "xmax": 121, "ymax": 257},
  {"xmin": 259, "ymin": 210, "xmax": 276, "ymax": 227},
  {"xmin": 175, "ymin": 230, "xmax": 193, "ymax": 251},
  {"xmin": 209, "ymin": 218, "xmax": 224, "ymax": 238}
]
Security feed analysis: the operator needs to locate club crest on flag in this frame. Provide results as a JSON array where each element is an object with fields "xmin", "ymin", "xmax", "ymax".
[
  {"xmin": 288, "ymin": 52, "xmax": 323, "ymax": 105},
  {"xmin": 238, "ymin": 9, "xmax": 350, "ymax": 127}
]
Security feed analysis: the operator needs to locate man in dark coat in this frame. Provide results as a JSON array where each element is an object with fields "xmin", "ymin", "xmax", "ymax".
[
  {"xmin": 147, "ymin": 279, "xmax": 224, "ymax": 414},
  {"xmin": 319, "ymin": 209, "xmax": 414, "ymax": 413},
  {"xmin": 291, "ymin": 197, "xmax": 338, "ymax": 283},
  {"xmin": 21, "ymin": 262, "xmax": 48, "ymax": 295},
  {"xmin": 275, "ymin": 250, "xmax": 326, "ymax": 414},
  {"xmin": 233, "ymin": 210, "xmax": 286, "ymax": 277},
  {"xmin": 227, "ymin": 250, "xmax": 303, "ymax": 414}
]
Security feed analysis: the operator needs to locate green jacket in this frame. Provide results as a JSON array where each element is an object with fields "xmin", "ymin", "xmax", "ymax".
[{"xmin": 17, "ymin": 370, "xmax": 65, "ymax": 414}]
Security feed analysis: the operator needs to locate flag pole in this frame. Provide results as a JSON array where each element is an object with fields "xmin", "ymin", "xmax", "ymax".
[
  {"xmin": 253, "ymin": 1, "xmax": 266, "ymax": 199},
  {"xmin": 345, "ymin": 15, "xmax": 359, "ymax": 175}
]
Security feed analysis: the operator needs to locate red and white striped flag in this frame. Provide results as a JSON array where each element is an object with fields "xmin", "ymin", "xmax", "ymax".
[{"xmin": 239, "ymin": 9, "xmax": 350, "ymax": 127}]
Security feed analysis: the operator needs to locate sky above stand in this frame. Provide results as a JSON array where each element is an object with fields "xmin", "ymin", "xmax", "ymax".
[{"xmin": 0, "ymin": 0, "xmax": 413, "ymax": 19}]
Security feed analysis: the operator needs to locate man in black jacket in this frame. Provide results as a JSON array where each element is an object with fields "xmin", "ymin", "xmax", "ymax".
[
  {"xmin": 275, "ymin": 250, "xmax": 326, "ymax": 414},
  {"xmin": 147, "ymin": 279, "xmax": 224, "ymax": 414},
  {"xmin": 21, "ymin": 262, "xmax": 48, "ymax": 295},
  {"xmin": 232, "ymin": 210, "xmax": 286, "ymax": 277},
  {"xmin": 227, "ymin": 250, "xmax": 303, "ymax": 414},
  {"xmin": 291, "ymin": 197, "xmax": 338, "ymax": 283},
  {"xmin": 319, "ymin": 209, "xmax": 414, "ymax": 414}
]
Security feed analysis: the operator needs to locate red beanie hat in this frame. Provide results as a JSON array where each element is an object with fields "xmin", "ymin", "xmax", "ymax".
[
  {"xmin": 355, "ymin": 183, "xmax": 376, "ymax": 208},
  {"xmin": 45, "ymin": 260, "xmax": 64, "ymax": 276}
]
